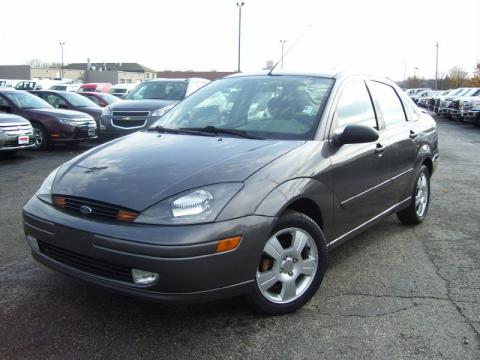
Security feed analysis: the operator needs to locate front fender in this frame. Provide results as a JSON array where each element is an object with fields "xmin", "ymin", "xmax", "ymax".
[{"xmin": 253, "ymin": 177, "xmax": 334, "ymax": 240}]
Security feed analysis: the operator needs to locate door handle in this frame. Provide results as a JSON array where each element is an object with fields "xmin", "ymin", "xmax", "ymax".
[
  {"xmin": 375, "ymin": 143, "xmax": 385, "ymax": 154},
  {"xmin": 409, "ymin": 130, "xmax": 418, "ymax": 139}
]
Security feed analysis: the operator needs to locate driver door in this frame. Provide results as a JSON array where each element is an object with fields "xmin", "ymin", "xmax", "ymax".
[{"xmin": 326, "ymin": 80, "xmax": 392, "ymax": 239}]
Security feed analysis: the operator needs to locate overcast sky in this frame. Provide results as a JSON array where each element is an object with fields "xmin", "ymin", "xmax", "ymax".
[{"xmin": 1, "ymin": 0, "xmax": 479, "ymax": 80}]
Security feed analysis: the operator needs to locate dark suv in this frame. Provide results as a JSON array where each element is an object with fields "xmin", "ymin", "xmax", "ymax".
[
  {"xmin": 100, "ymin": 78, "xmax": 209, "ymax": 137},
  {"xmin": 0, "ymin": 89, "xmax": 97, "ymax": 149},
  {"xmin": 24, "ymin": 72, "xmax": 438, "ymax": 314}
]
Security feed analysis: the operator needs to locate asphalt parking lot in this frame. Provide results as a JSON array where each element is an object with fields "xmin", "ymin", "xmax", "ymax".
[{"xmin": 0, "ymin": 118, "xmax": 479, "ymax": 360}]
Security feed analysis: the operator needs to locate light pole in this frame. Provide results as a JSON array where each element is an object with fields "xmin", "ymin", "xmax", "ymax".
[
  {"xmin": 59, "ymin": 41, "xmax": 66, "ymax": 79},
  {"xmin": 403, "ymin": 61, "xmax": 407, "ymax": 84},
  {"xmin": 280, "ymin": 40, "xmax": 287, "ymax": 69},
  {"xmin": 236, "ymin": 2, "xmax": 245, "ymax": 73},
  {"xmin": 435, "ymin": 42, "xmax": 439, "ymax": 90}
]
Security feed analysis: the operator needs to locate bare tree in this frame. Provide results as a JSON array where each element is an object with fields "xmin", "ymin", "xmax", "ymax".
[
  {"xmin": 469, "ymin": 62, "xmax": 480, "ymax": 87},
  {"xmin": 446, "ymin": 66, "xmax": 469, "ymax": 88},
  {"xmin": 25, "ymin": 59, "xmax": 62, "ymax": 69}
]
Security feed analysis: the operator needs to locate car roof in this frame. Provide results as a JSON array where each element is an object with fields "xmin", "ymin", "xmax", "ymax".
[
  {"xmin": 223, "ymin": 71, "xmax": 398, "ymax": 86},
  {"xmin": 0, "ymin": 88, "xmax": 18, "ymax": 94},
  {"xmin": 31, "ymin": 90, "xmax": 72, "ymax": 94},
  {"xmin": 146, "ymin": 78, "xmax": 210, "ymax": 83}
]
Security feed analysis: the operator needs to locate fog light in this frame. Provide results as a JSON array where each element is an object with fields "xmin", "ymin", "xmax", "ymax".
[
  {"xmin": 131, "ymin": 269, "xmax": 159, "ymax": 285},
  {"xmin": 26, "ymin": 235, "xmax": 39, "ymax": 251},
  {"xmin": 100, "ymin": 125, "xmax": 106, "ymax": 130}
]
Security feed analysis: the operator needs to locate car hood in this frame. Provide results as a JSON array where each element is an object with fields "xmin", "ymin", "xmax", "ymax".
[
  {"xmin": 0, "ymin": 113, "xmax": 30, "ymax": 124},
  {"xmin": 77, "ymin": 107, "xmax": 102, "ymax": 117},
  {"xmin": 53, "ymin": 132, "xmax": 304, "ymax": 211},
  {"xmin": 26, "ymin": 108, "xmax": 93, "ymax": 119},
  {"xmin": 109, "ymin": 99, "xmax": 178, "ymax": 111}
]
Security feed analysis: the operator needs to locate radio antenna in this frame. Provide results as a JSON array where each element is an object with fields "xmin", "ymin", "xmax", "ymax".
[{"xmin": 268, "ymin": 24, "xmax": 312, "ymax": 75}]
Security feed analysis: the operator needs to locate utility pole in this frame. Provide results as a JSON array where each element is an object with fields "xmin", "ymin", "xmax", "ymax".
[
  {"xmin": 280, "ymin": 40, "xmax": 287, "ymax": 69},
  {"xmin": 236, "ymin": 2, "xmax": 245, "ymax": 73},
  {"xmin": 59, "ymin": 41, "xmax": 66, "ymax": 79},
  {"xmin": 435, "ymin": 42, "xmax": 439, "ymax": 90}
]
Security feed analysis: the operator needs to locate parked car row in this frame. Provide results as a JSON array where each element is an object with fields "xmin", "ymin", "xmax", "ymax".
[
  {"xmin": 409, "ymin": 87, "xmax": 480, "ymax": 126},
  {"xmin": 1, "ymin": 79, "xmax": 135, "ymax": 99},
  {"xmin": 0, "ymin": 88, "xmax": 97, "ymax": 151},
  {"xmin": 0, "ymin": 77, "xmax": 210, "ymax": 154}
]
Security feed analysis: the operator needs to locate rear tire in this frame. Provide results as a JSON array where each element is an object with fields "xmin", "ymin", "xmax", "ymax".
[
  {"xmin": 397, "ymin": 165, "xmax": 430, "ymax": 225},
  {"xmin": 249, "ymin": 210, "xmax": 328, "ymax": 315}
]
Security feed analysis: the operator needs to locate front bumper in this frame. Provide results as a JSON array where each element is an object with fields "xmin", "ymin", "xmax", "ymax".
[
  {"xmin": 49, "ymin": 122, "xmax": 98, "ymax": 143},
  {"xmin": 462, "ymin": 110, "xmax": 480, "ymax": 121},
  {"xmin": 23, "ymin": 196, "xmax": 275, "ymax": 303},
  {"xmin": 0, "ymin": 133, "xmax": 35, "ymax": 151},
  {"xmin": 450, "ymin": 109, "xmax": 463, "ymax": 118}
]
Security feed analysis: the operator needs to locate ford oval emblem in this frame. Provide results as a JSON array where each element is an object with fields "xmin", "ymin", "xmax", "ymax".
[{"xmin": 79, "ymin": 205, "xmax": 93, "ymax": 215}]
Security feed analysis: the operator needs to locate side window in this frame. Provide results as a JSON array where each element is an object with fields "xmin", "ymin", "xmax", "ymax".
[
  {"xmin": 368, "ymin": 82, "xmax": 407, "ymax": 128},
  {"xmin": 0, "ymin": 95, "xmax": 9, "ymax": 106},
  {"xmin": 45, "ymin": 94, "xmax": 67, "ymax": 108},
  {"xmin": 334, "ymin": 81, "xmax": 377, "ymax": 131},
  {"xmin": 87, "ymin": 95, "xmax": 100, "ymax": 105}
]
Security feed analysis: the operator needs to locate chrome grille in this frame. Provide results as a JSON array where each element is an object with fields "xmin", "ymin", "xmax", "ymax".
[
  {"xmin": 112, "ymin": 111, "xmax": 150, "ymax": 117},
  {"xmin": 111, "ymin": 111, "xmax": 149, "ymax": 129},
  {"xmin": 0, "ymin": 122, "xmax": 33, "ymax": 135}
]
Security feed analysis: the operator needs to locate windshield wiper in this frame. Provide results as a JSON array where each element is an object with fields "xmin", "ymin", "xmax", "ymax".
[
  {"xmin": 148, "ymin": 125, "xmax": 215, "ymax": 137},
  {"xmin": 181, "ymin": 126, "xmax": 264, "ymax": 139}
]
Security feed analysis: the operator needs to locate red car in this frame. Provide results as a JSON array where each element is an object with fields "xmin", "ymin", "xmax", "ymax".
[
  {"xmin": 77, "ymin": 83, "xmax": 112, "ymax": 93},
  {"xmin": 79, "ymin": 92, "xmax": 120, "ymax": 107}
]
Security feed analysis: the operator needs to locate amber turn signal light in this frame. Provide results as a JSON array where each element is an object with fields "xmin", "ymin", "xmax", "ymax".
[
  {"xmin": 117, "ymin": 210, "xmax": 138, "ymax": 222},
  {"xmin": 216, "ymin": 236, "xmax": 242, "ymax": 253},
  {"xmin": 52, "ymin": 195, "xmax": 66, "ymax": 208}
]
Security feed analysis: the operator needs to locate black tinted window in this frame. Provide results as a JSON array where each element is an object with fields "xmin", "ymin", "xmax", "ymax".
[
  {"xmin": 369, "ymin": 82, "xmax": 406, "ymax": 128},
  {"xmin": 335, "ymin": 81, "xmax": 376, "ymax": 130}
]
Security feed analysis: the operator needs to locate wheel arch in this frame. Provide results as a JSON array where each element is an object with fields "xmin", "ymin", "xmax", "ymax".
[{"xmin": 254, "ymin": 177, "xmax": 333, "ymax": 238}]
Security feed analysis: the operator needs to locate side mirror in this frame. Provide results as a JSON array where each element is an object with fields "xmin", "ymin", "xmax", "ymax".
[
  {"xmin": 58, "ymin": 103, "xmax": 68, "ymax": 109},
  {"xmin": 333, "ymin": 124, "xmax": 379, "ymax": 146},
  {"xmin": 0, "ymin": 104, "xmax": 11, "ymax": 113}
]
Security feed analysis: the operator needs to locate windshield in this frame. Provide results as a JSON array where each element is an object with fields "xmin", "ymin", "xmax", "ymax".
[
  {"xmin": 4, "ymin": 91, "xmax": 52, "ymax": 109},
  {"xmin": 61, "ymin": 92, "xmax": 99, "ymax": 107},
  {"xmin": 98, "ymin": 93, "xmax": 121, "ymax": 104},
  {"xmin": 153, "ymin": 76, "xmax": 334, "ymax": 140},
  {"xmin": 125, "ymin": 81, "xmax": 187, "ymax": 100}
]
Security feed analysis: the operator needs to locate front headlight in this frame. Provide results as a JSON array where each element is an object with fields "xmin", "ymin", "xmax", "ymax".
[
  {"xmin": 58, "ymin": 118, "xmax": 81, "ymax": 126},
  {"xmin": 102, "ymin": 106, "xmax": 112, "ymax": 116},
  {"xmin": 471, "ymin": 102, "xmax": 480, "ymax": 111},
  {"xmin": 134, "ymin": 183, "xmax": 243, "ymax": 225},
  {"xmin": 35, "ymin": 167, "xmax": 60, "ymax": 204}
]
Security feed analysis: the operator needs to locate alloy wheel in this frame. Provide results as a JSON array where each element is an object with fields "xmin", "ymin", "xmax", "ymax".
[
  {"xmin": 256, "ymin": 227, "xmax": 318, "ymax": 304},
  {"xmin": 33, "ymin": 127, "xmax": 44, "ymax": 148},
  {"xmin": 415, "ymin": 172, "xmax": 429, "ymax": 217}
]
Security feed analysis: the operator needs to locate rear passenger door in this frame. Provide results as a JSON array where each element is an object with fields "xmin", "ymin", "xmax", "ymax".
[{"xmin": 367, "ymin": 81, "xmax": 418, "ymax": 204}]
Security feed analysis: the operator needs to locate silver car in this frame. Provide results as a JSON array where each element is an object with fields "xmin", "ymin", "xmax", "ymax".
[{"xmin": 0, "ymin": 113, "xmax": 35, "ymax": 153}]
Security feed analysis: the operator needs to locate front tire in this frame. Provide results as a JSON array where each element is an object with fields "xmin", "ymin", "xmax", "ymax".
[
  {"xmin": 249, "ymin": 210, "xmax": 328, "ymax": 315},
  {"xmin": 397, "ymin": 165, "xmax": 430, "ymax": 225},
  {"xmin": 32, "ymin": 123, "xmax": 48, "ymax": 150}
]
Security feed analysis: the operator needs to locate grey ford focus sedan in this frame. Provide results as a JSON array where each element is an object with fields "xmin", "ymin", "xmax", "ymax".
[{"xmin": 23, "ymin": 72, "xmax": 439, "ymax": 315}]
